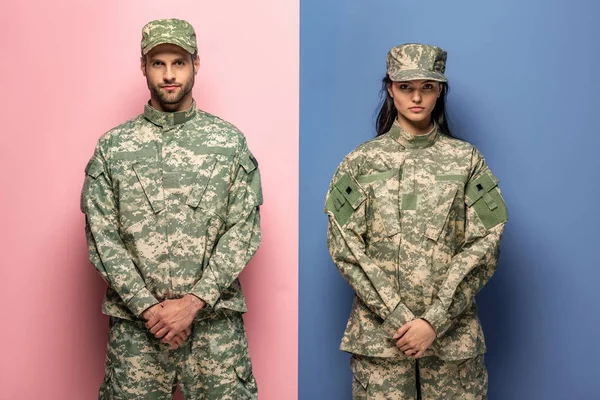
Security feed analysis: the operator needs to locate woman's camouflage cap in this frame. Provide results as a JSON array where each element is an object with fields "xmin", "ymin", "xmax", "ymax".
[
  {"xmin": 386, "ymin": 43, "xmax": 447, "ymax": 82},
  {"xmin": 141, "ymin": 19, "xmax": 197, "ymax": 55}
]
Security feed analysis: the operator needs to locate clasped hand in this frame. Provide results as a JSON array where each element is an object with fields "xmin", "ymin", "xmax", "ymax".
[
  {"xmin": 142, "ymin": 295, "xmax": 205, "ymax": 349},
  {"xmin": 393, "ymin": 318, "xmax": 436, "ymax": 359}
]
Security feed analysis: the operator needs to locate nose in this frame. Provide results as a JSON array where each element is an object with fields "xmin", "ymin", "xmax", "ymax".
[
  {"xmin": 164, "ymin": 66, "xmax": 175, "ymax": 82},
  {"xmin": 412, "ymin": 90, "xmax": 422, "ymax": 104}
]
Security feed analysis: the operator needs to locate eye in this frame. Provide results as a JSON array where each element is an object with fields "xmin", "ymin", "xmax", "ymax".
[
  {"xmin": 152, "ymin": 61, "xmax": 164, "ymax": 67},
  {"xmin": 399, "ymin": 84, "xmax": 411, "ymax": 91},
  {"xmin": 175, "ymin": 60, "xmax": 185, "ymax": 66},
  {"xmin": 423, "ymin": 83, "xmax": 434, "ymax": 90}
]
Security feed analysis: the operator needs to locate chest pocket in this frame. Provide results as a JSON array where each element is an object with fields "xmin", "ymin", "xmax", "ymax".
[
  {"xmin": 112, "ymin": 156, "xmax": 165, "ymax": 230},
  {"xmin": 186, "ymin": 156, "xmax": 228, "ymax": 218},
  {"xmin": 132, "ymin": 161, "xmax": 165, "ymax": 214},
  {"xmin": 424, "ymin": 180, "xmax": 462, "ymax": 241},
  {"xmin": 357, "ymin": 169, "xmax": 402, "ymax": 238}
]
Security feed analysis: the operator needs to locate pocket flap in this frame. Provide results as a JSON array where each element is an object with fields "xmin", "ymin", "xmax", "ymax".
[
  {"xmin": 335, "ymin": 174, "xmax": 366, "ymax": 209},
  {"xmin": 240, "ymin": 152, "xmax": 258, "ymax": 174},
  {"xmin": 132, "ymin": 162, "xmax": 165, "ymax": 213},
  {"xmin": 350, "ymin": 356, "xmax": 371, "ymax": 390},
  {"xmin": 234, "ymin": 353, "xmax": 253, "ymax": 382},
  {"xmin": 465, "ymin": 171, "xmax": 498, "ymax": 206},
  {"xmin": 186, "ymin": 157, "xmax": 217, "ymax": 209},
  {"xmin": 85, "ymin": 157, "xmax": 104, "ymax": 179}
]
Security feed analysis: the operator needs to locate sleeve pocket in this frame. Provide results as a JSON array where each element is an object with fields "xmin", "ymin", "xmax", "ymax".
[
  {"xmin": 466, "ymin": 171, "xmax": 508, "ymax": 230},
  {"xmin": 326, "ymin": 174, "xmax": 366, "ymax": 226}
]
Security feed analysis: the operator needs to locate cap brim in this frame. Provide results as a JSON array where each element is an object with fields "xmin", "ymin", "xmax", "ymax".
[
  {"xmin": 142, "ymin": 39, "xmax": 195, "ymax": 55},
  {"xmin": 389, "ymin": 69, "xmax": 447, "ymax": 83}
]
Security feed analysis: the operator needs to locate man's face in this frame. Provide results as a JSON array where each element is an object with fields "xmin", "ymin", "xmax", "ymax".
[{"xmin": 141, "ymin": 43, "xmax": 200, "ymax": 111}]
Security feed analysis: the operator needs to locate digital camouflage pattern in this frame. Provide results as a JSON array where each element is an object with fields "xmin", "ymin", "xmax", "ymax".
[
  {"xmin": 100, "ymin": 310, "xmax": 257, "ymax": 399},
  {"xmin": 325, "ymin": 121, "xmax": 507, "ymax": 361},
  {"xmin": 141, "ymin": 18, "xmax": 198, "ymax": 55},
  {"xmin": 386, "ymin": 44, "xmax": 448, "ymax": 82},
  {"xmin": 351, "ymin": 354, "xmax": 487, "ymax": 400},
  {"xmin": 82, "ymin": 101, "xmax": 262, "ymax": 398}
]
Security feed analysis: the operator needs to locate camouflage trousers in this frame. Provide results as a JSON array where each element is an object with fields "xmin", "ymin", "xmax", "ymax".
[
  {"xmin": 350, "ymin": 354, "xmax": 487, "ymax": 400},
  {"xmin": 99, "ymin": 310, "xmax": 257, "ymax": 400}
]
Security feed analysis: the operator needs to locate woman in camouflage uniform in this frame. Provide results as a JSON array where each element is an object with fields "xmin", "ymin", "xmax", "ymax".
[{"xmin": 325, "ymin": 43, "xmax": 507, "ymax": 399}]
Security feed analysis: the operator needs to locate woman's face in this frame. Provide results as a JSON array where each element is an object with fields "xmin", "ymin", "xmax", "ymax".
[{"xmin": 388, "ymin": 80, "xmax": 443, "ymax": 127}]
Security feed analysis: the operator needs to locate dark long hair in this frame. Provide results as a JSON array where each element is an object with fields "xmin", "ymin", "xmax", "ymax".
[{"xmin": 375, "ymin": 75, "xmax": 454, "ymax": 138}]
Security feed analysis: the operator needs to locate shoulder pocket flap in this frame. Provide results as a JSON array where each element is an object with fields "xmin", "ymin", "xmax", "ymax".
[
  {"xmin": 234, "ymin": 353, "xmax": 252, "ymax": 381},
  {"xmin": 85, "ymin": 157, "xmax": 104, "ymax": 179},
  {"xmin": 326, "ymin": 187, "xmax": 354, "ymax": 226},
  {"xmin": 132, "ymin": 162, "xmax": 165, "ymax": 213},
  {"xmin": 350, "ymin": 356, "xmax": 371, "ymax": 390},
  {"xmin": 186, "ymin": 157, "xmax": 217, "ymax": 208},
  {"xmin": 240, "ymin": 153, "xmax": 258, "ymax": 174},
  {"xmin": 334, "ymin": 174, "xmax": 366, "ymax": 209},
  {"xmin": 465, "ymin": 171, "xmax": 498, "ymax": 206}
]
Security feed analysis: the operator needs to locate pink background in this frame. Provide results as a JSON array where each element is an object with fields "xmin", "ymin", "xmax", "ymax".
[{"xmin": 0, "ymin": 1, "xmax": 298, "ymax": 399}]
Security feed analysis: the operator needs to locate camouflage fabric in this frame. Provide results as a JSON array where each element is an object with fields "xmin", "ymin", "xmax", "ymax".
[
  {"xmin": 81, "ymin": 100, "xmax": 262, "ymax": 397},
  {"xmin": 351, "ymin": 354, "xmax": 487, "ymax": 399},
  {"xmin": 82, "ymin": 100, "xmax": 262, "ymax": 320},
  {"xmin": 325, "ymin": 121, "xmax": 507, "ymax": 360},
  {"xmin": 99, "ymin": 310, "xmax": 257, "ymax": 400},
  {"xmin": 386, "ymin": 44, "xmax": 448, "ymax": 82},
  {"xmin": 141, "ymin": 19, "xmax": 197, "ymax": 55}
]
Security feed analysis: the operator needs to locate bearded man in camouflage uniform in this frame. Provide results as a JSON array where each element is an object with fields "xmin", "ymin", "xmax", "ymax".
[
  {"xmin": 325, "ymin": 44, "xmax": 507, "ymax": 399},
  {"xmin": 81, "ymin": 19, "xmax": 261, "ymax": 399}
]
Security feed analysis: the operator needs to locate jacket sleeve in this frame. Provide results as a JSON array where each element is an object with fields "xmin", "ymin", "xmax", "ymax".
[
  {"xmin": 421, "ymin": 149, "xmax": 508, "ymax": 338},
  {"xmin": 81, "ymin": 145, "xmax": 159, "ymax": 317},
  {"xmin": 189, "ymin": 142, "xmax": 262, "ymax": 308},
  {"xmin": 325, "ymin": 161, "xmax": 415, "ymax": 332}
]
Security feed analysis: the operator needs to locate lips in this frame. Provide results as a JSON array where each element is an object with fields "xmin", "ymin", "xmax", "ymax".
[
  {"xmin": 409, "ymin": 107, "xmax": 424, "ymax": 112},
  {"xmin": 161, "ymin": 85, "xmax": 180, "ymax": 90}
]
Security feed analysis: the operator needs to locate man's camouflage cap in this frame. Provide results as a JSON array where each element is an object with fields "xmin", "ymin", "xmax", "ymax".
[
  {"xmin": 386, "ymin": 43, "xmax": 447, "ymax": 82},
  {"xmin": 141, "ymin": 19, "xmax": 197, "ymax": 55}
]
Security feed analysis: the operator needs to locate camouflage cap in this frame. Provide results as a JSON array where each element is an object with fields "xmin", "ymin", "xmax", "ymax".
[
  {"xmin": 141, "ymin": 19, "xmax": 197, "ymax": 55},
  {"xmin": 386, "ymin": 43, "xmax": 447, "ymax": 82}
]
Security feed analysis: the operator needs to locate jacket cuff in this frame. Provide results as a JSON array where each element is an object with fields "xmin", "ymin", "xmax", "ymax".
[
  {"xmin": 381, "ymin": 300, "xmax": 416, "ymax": 336},
  {"xmin": 190, "ymin": 273, "xmax": 221, "ymax": 308},
  {"xmin": 421, "ymin": 300, "xmax": 452, "ymax": 338},
  {"xmin": 126, "ymin": 287, "xmax": 160, "ymax": 317}
]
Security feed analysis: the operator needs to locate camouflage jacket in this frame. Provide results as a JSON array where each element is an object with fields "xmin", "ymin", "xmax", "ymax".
[
  {"xmin": 81, "ymin": 101, "xmax": 262, "ymax": 321},
  {"xmin": 325, "ymin": 122, "xmax": 507, "ymax": 360}
]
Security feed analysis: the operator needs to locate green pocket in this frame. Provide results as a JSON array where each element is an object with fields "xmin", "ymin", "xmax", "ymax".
[
  {"xmin": 466, "ymin": 171, "xmax": 508, "ymax": 230},
  {"xmin": 326, "ymin": 174, "xmax": 366, "ymax": 226}
]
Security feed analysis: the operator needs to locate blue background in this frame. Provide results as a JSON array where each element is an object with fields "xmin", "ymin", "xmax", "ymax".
[{"xmin": 299, "ymin": 1, "xmax": 600, "ymax": 399}]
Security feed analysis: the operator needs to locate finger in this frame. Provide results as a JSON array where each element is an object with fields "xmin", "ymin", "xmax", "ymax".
[
  {"xmin": 146, "ymin": 315, "xmax": 163, "ymax": 330},
  {"xmin": 396, "ymin": 335, "xmax": 411, "ymax": 347},
  {"xmin": 169, "ymin": 336, "xmax": 183, "ymax": 347},
  {"xmin": 164, "ymin": 327, "xmax": 182, "ymax": 342},
  {"xmin": 404, "ymin": 349, "xmax": 417, "ymax": 357},
  {"xmin": 149, "ymin": 321, "xmax": 165, "ymax": 335},
  {"xmin": 393, "ymin": 323, "xmax": 412, "ymax": 340},
  {"xmin": 154, "ymin": 326, "xmax": 170, "ymax": 339},
  {"xmin": 399, "ymin": 343, "xmax": 413, "ymax": 352},
  {"xmin": 413, "ymin": 349, "xmax": 425, "ymax": 359}
]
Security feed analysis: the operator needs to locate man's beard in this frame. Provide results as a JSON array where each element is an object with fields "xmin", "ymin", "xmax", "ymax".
[{"xmin": 149, "ymin": 76, "xmax": 194, "ymax": 106}]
